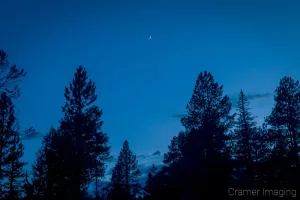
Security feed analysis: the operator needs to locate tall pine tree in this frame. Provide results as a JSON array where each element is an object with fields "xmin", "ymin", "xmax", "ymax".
[
  {"xmin": 108, "ymin": 140, "xmax": 141, "ymax": 200},
  {"xmin": 164, "ymin": 71, "xmax": 234, "ymax": 199},
  {"xmin": 55, "ymin": 66, "xmax": 111, "ymax": 199},
  {"xmin": 233, "ymin": 90, "xmax": 258, "ymax": 164},
  {"xmin": 144, "ymin": 164, "xmax": 158, "ymax": 199},
  {"xmin": 231, "ymin": 90, "xmax": 265, "ymax": 189},
  {"xmin": 0, "ymin": 92, "xmax": 26, "ymax": 199},
  {"xmin": 181, "ymin": 71, "xmax": 234, "ymax": 131},
  {"xmin": 31, "ymin": 127, "xmax": 57, "ymax": 198},
  {"xmin": 265, "ymin": 76, "xmax": 300, "ymax": 191},
  {"xmin": 4, "ymin": 128, "xmax": 27, "ymax": 200},
  {"xmin": 266, "ymin": 76, "xmax": 300, "ymax": 164}
]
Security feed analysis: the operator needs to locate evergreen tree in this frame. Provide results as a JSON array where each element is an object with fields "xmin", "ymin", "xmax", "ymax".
[
  {"xmin": 31, "ymin": 127, "xmax": 57, "ymax": 198},
  {"xmin": 31, "ymin": 148, "xmax": 47, "ymax": 197},
  {"xmin": 22, "ymin": 170, "xmax": 34, "ymax": 200},
  {"xmin": 233, "ymin": 90, "xmax": 258, "ymax": 164},
  {"xmin": 163, "ymin": 71, "xmax": 234, "ymax": 199},
  {"xmin": 231, "ymin": 90, "xmax": 271, "ymax": 189},
  {"xmin": 4, "ymin": 128, "xmax": 27, "ymax": 200},
  {"xmin": 264, "ymin": 76, "xmax": 300, "ymax": 191},
  {"xmin": 0, "ymin": 49, "xmax": 27, "ymax": 98},
  {"xmin": 266, "ymin": 76, "xmax": 300, "ymax": 164},
  {"xmin": 55, "ymin": 66, "xmax": 111, "ymax": 198},
  {"xmin": 0, "ymin": 92, "xmax": 14, "ymax": 198},
  {"xmin": 0, "ymin": 92, "xmax": 26, "ymax": 199},
  {"xmin": 109, "ymin": 162, "xmax": 126, "ymax": 199},
  {"xmin": 109, "ymin": 140, "xmax": 141, "ymax": 200},
  {"xmin": 181, "ymin": 71, "xmax": 234, "ymax": 131},
  {"xmin": 144, "ymin": 165, "xmax": 157, "ymax": 198}
]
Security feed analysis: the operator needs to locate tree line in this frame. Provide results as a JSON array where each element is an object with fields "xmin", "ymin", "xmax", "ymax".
[{"xmin": 0, "ymin": 48, "xmax": 299, "ymax": 199}]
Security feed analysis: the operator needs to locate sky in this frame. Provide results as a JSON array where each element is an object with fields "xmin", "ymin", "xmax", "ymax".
[{"xmin": 0, "ymin": 0, "xmax": 300, "ymax": 179}]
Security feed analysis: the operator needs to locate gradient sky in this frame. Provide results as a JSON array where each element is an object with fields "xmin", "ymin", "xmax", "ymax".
[{"xmin": 1, "ymin": 0, "xmax": 300, "ymax": 174}]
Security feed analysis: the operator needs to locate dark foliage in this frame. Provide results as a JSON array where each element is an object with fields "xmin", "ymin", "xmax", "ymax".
[
  {"xmin": 0, "ymin": 93, "xmax": 26, "ymax": 199},
  {"xmin": 0, "ymin": 49, "xmax": 27, "ymax": 98},
  {"xmin": 1, "ymin": 49, "xmax": 299, "ymax": 200},
  {"xmin": 108, "ymin": 140, "xmax": 141, "ymax": 200}
]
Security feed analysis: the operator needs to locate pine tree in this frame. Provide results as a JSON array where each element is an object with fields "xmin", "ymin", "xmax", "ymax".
[
  {"xmin": 0, "ymin": 92, "xmax": 14, "ymax": 198},
  {"xmin": 266, "ymin": 76, "xmax": 300, "ymax": 164},
  {"xmin": 31, "ymin": 127, "xmax": 57, "ymax": 198},
  {"xmin": 109, "ymin": 162, "xmax": 126, "ymax": 199},
  {"xmin": 233, "ymin": 90, "xmax": 258, "ymax": 164},
  {"xmin": 56, "ymin": 66, "xmax": 111, "ymax": 198},
  {"xmin": 165, "ymin": 71, "xmax": 234, "ymax": 198},
  {"xmin": 109, "ymin": 140, "xmax": 141, "ymax": 200},
  {"xmin": 0, "ymin": 92, "xmax": 26, "ymax": 199},
  {"xmin": 231, "ymin": 90, "xmax": 271, "ymax": 189},
  {"xmin": 22, "ymin": 170, "xmax": 34, "ymax": 200},
  {"xmin": 144, "ymin": 165, "xmax": 157, "ymax": 198},
  {"xmin": 0, "ymin": 49, "xmax": 26, "ymax": 98},
  {"xmin": 264, "ymin": 76, "xmax": 300, "ymax": 191},
  {"xmin": 31, "ymin": 148, "xmax": 47, "ymax": 197},
  {"xmin": 4, "ymin": 128, "xmax": 27, "ymax": 200},
  {"xmin": 181, "ymin": 71, "xmax": 234, "ymax": 131}
]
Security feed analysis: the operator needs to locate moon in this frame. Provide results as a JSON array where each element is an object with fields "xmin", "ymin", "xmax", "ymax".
[{"xmin": 149, "ymin": 36, "xmax": 152, "ymax": 40}]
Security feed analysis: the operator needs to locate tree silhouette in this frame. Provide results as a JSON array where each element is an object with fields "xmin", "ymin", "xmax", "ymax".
[
  {"xmin": 143, "ymin": 165, "xmax": 158, "ymax": 199},
  {"xmin": 0, "ymin": 92, "xmax": 26, "ymax": 199},
  {"xmin": 0, "ymin": 50, "xmax": 26, "ymax": 98},
  {"xmin": 264, "ymin": 76, "xmax": 300, "ymax": 191},
  {"xmin": 108, "ymin": 140, "xmax": 141, "ymax": 200},
  {"xmin": 266, "ymin": 76, "xmax": 300, "ymax": 164},
  {"xmin": 181, "ymin": 71, "xmax": 234, "ymax": 131},
  {"xmin": 31, "ymin": 127, "xmax": 57, "ymax": 198},
  {"xmin": 54, "ymin": 66, "xmax": 111, "ymax": 199},
  {"xmin": 0, "ymin": 53, "xmax": 298, "ymax": 200},
  {"xmin": 233, "ymin": 90, "xmax": 258, "ymax": 163},
  {"xmin": 0, "ymin": 92, "xmax": 15, "ymax": 198},
  {"xmin": 159, "ymin": 71, "xmax": 235, "ymax": 199},
  {"xmin": 4, "ymin": 128, "xmax": 27, "ymax": 200}
]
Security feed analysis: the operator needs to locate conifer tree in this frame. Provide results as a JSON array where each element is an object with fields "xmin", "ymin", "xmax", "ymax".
[
  {"xmin": 266, "ymin": 76, "xmax": 300, "ymax": 164},
  {"xmin": 109, "ymin": 140, "xmax": 141, "ymax": 200},
  {"xmin": 233, "ymin": 90, "xmax": 258, "ymax": 164},
  {"xmin": 181, "ymin": 71, "xmax": 234, "ymax": 131},
  {"xmin": 0, "ymin": 92, "xmax": 26, "ymax": 199},
  {"xmin": 264, "ymin": 76, "xmax": 300, "ymax": 190},
  {"xmin": 181, "ymin": 72, "xmax": 234, "ymax": 189},
  {"xmin": 164, "ymin": 71, "xmax": 234, "ymax": 199},
  {"xmin": 56, "ymin": 66, "xmax": 111, "ymax": 198},
  {"xmin": 4, "ymin": 128, "xmax": 27, "ymax": 200},
  {"xmin": 31, "ymin": 127, "xmax": 57, "ymax": 198},
  {"xmin": 144, "ymin": 165, "xmax": 157, "ymax": 198},
  {"xmin": 231, "ymin": 90, "xmax": 271, "ymax": 189},
  {"xmin": 0, "ymin": 92, "xmax": 14, "ymax": 198},
  {"xmin": 22, "ymin": 170, "xmax": 34, "ymax": 200}
]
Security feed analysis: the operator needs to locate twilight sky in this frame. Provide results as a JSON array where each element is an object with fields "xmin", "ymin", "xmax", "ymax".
[{"xmin": 0, "ymin": 0, "xmax": 300, "ymax": 176}]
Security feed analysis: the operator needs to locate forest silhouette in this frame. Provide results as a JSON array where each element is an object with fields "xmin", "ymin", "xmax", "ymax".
[{"xmin": 0, "ymin": 49, "xmax": 300, "ymax": 199}]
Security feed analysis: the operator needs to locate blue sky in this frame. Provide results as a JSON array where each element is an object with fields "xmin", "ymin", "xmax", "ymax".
[{"xmin": 1, "ymin": 0, "xmax": 300, "ymax": 177}]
